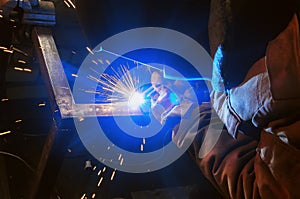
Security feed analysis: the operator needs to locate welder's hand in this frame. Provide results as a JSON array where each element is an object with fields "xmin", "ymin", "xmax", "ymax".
[
  {"xmin": 171, "ymin": 102, "xmax": 212, "ymax": 149},
  {"xmin": 150, "ymin": 87, "xmax": 180, "ymax": 124}
]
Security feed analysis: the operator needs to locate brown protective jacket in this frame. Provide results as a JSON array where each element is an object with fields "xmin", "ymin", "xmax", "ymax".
[{"xmin": 192, "ymin": 12, "xmax": 300, "ymax": 199}]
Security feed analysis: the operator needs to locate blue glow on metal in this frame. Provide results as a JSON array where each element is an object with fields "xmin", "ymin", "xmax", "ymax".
[
  {"xmin": 95, "ymin": 47, "xmax": 162, "ymax": 71},
  {"xmin": 95, "ymin": 47, "xmax": 211, "ymax": 82}
]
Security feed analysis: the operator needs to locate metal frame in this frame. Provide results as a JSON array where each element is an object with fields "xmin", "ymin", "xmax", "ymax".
[
  {"xmin": 32, "ymin": 26, "xmax": 141, "ymax": 118},
  {"xmin": 29, "ymin": 26, "xmax": 142, "ymax": 199}
]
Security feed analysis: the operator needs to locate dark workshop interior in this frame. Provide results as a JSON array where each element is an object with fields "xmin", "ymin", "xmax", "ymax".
[
  {"xmin": 1, "ymin": 0, "xmax": 299, "ymax": 199},
  {"xmin": 0, "ymin": 0, "xmax": 223, "ymax": 198}
]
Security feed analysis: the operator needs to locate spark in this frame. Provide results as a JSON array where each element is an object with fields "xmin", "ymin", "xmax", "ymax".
[
  {"xmin": 120, "ymin": 158, "xmax": 124, "ymax": 165},
  {"xmin": 86, "ymin": 47, "xmax": 94, "ymax": 55},
  {"xmin": 12, "ymin": 47, "xmax": 29, "ymax": 56},
  {"xmin": 0, "ymin": 131, "xmax": 12, "ymax": 136},
  {"xmin": 91, "ymin": 65, "xmax": 145, "ymax": 109},
  {"xmin": 80, "ymin": 193, "xmax": 86, "ymax": 199},
  {"xmin": 118, "ymin": 154, "xmax": 122, "ymax": 161},
  {"xmin": 92, "ymin": 60, "xmax": 98, "ymax": 65},
  {"xmin": 97, "ymin": 170, "xmax": 102, "ymax": 176},
  {"xmin": 93, "ymin": 166, "xmax": 97, "ymax": 171},
  {"xmin": 63, "ymin": 0, "xmax": 70, "ymax": 7},
  {"xmin": 140, "ymin": 144, "xmax": 144, "ymax": 151},
  {"xmin": 15, "ymin": 119, "xmax": 22, "ymax": 123},
  {"xmin": 102, "ymin": 167, "xmax": 106, "ymax": 172},
  {"xmin": 71, "ymin": 73, "xmax": 78, "ymax": 77},
  {"xmin": 92, "ymin": 193, "xmax": 96, "ymax": 199},
  {"xmin": 1, "ymin": 98, "xmax": 8, "ymax": 102},
  {"xmin": 38, "ymin": 103, "xmax": 46, "ymax": 107},
  {"xmin": 18, "ymin": 59, "xmax": 26, "ymax": 64},
  {"xmin": 0, "ymin": 46, "xmax": 7, "ymax": 50},
  {"xmin": 4, "ymin": 49, "xmax": 13, "ymax": 54},
  {"xmin": 14, "ymin": 67, "xmax": 32, "ymax": 72},
  {"xmin": 110, "ymin": 169, "xmax": 116, "ymax": 181},
  {"xmin": 97, "ymin": 177, "xmax": 104, "ymax": 187},
  {"xmin": 67, "ymin": 0, "xmax": 76, "ymax": 8},
  {"xmin": 98, "ymin": 59, "xmax": 104, "ymax": 64},
  {"xmin": 14, "ymin": 67, "xmax": 23, "ymax": 71},
  {"xmin": 84, "ymin": 90, "xmax": 100, "ymax": 94},
  {"xmin": 0, "ymin": 15, "xmax": 2, "ymax": 18},
  {"xmin": 143, "ymin": 138, "xmax": 146, "ymax": 145},
  {"xmin": 24, "ymin": 68, "xmax": 32, "ymax": 72}
]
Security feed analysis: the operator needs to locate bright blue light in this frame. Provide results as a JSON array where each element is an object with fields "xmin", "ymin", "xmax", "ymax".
[
  {"xmin": 128, "ymin": 91, "xmax": 145, "ymax": 109},
  {"xmin": 95, "ymin": 47, "xmax": 211, "ymax": 81}
]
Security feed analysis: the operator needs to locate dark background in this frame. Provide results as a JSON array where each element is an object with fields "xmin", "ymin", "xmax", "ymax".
[{"xmin": 0, "ymin": 0, "xmax": 224, "ymax": 198}]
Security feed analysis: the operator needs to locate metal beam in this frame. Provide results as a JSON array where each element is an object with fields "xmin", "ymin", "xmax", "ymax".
[
  {"xmin": 31, "ymin": 26, "xmax": 74, "ymax": 116},
  {"xmin": 29, "ymin": 21, "xmax": 187, "ymax": 199},
  {"xmin": 31, "ymin": 26, "xmax": 142, "ymax": 118},
  {"xmin": 29, "ymin": 25, "xmax": 142, "ymax": 199},
  {"xmin": 29, "ymin": 26, "xmax": 77, "ymax": 199}
]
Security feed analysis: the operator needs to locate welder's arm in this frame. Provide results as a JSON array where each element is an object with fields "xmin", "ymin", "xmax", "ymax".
[
  {"xmin": 211, "ymin": 14, "xmax": 300, "ymax": 140},
  {"xmin": 192, "ymin": 116, "xmax": 300, "ymax": 199},
  {"xmin": 193, "ymin": 13, "xmax": 300, "ymax": 199},
  {"xmin": 210, "ymin": 54, "xmax": 268, "ymax": 139}
]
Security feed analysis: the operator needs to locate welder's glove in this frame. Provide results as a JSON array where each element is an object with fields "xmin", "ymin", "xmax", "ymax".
[
  {"xmin": 151, "ymin": 87, "xmax": 180, "ymax": 124},
  {"xmin": 211, "ymin": 14, "xmax": 300, "ymax": 139}
]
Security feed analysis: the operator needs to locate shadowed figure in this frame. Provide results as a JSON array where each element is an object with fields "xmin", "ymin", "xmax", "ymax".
[{"xmin": 175, "ymin": 0, "xmax": 300, "ymax": 198}]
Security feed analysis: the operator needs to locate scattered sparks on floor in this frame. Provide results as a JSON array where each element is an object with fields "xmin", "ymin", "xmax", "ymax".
[
  {"xmin": 110, "ymin": 169, "xmax": 116, "ymax": 181},
  {"xmin": 0, "ymin": 131, "xmax": 12, "ymax": 136},
  {"xmin": 97, "ymin": 177, "xmax": 104, "ymax": 187}
]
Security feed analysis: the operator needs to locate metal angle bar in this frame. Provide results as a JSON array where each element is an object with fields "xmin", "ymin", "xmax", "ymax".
[
  {"xmin": 32, "ymin": 26, "xmax": 142, "ymax": 118},
  {"xmin": 32, "ymin": 26, "xmax": 75, "ymax": 118},
  {"xmin": 29, "ymin": 120, "xmax": 57, "ymax": 199}
]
